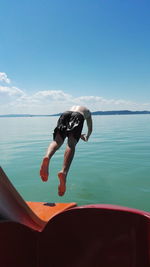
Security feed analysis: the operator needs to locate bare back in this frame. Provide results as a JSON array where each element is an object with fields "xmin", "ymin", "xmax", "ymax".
[
  {"xmin": 69, "ymin": 105, "xmax": 91, "ymax": 119},
  {"xmin": 69, "ymin": 105, "xmax": 92, "ymax": 141}
]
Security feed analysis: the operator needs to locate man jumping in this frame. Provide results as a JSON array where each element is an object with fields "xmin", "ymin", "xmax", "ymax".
[{"xmin": 40, "ymin": 105, "xmax": 93, "ymax": 196}]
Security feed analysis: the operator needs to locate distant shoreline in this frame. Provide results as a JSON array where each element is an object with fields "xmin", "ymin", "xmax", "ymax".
[{"xmin": 0, "ymin": 110, "xmax": 150, "ymax": 117}]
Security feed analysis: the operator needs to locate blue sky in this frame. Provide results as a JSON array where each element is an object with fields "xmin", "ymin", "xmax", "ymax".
[{"xmin": 0, "ymin": 0, "xmax": 150, "ymax": 114}]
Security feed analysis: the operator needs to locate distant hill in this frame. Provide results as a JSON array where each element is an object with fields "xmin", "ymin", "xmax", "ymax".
[
  {"xmin": 91, "ymin": 110, "xmax": 150, "ymax": 115},
  {"xmin": 0, "ymin": 114, "xmax": 52, "ymax": 118},
  {"xmin": 0, "ymin": 110, "xmax": 150, "ymax": 117}
]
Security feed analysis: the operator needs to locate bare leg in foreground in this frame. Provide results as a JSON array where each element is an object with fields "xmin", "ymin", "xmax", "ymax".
[
  {"xmin": 40, "ymin": 134, "xmax": 63, "ymax": 182},
  {"xmin": 58, "ymin": 135, "xmax": 77, "ymax": 196}
]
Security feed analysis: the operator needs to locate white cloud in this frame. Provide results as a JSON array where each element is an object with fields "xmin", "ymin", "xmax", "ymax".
[
  {"xmin": 0, "ymin": 86, "xmax": 26, "ymax": 109},
  {"xmin": 34, "ymin": 90, "xmax": 72, "ymax": 102},
  {"xmin": 0, "ymin": 86, "xmax": 25, "ymax": 97},
  {"xmin": 73, "ymin": 96, "xmax": 144, "ymax": 111},
  {"xmin": 1, "ymin": 88, "xmax": 150, "ymax": 114},
  {"xmin": 0, "ymin": 73, "xmax": 150, "ymax": 114},
  {"xmin": 0, "ymin": 72, "xmax": 11, "ymax": 84}
]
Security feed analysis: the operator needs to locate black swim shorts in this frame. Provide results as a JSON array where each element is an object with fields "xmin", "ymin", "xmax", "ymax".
[{"xmin": 53, "ymin": 111, "xmax": 84, "ymax": 142}]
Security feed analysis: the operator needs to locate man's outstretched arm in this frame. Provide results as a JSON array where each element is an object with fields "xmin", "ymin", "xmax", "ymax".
[{"xmin": 81, "ymin": 115, "xmax": 93, "ymax": 142}]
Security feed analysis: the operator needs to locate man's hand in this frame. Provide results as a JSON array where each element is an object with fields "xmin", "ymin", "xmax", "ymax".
[{"xmin": 80, "ymin": 134, "xmax": 88, "ymax": 142}]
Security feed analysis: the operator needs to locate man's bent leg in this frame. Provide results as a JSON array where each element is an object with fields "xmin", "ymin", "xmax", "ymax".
[
  {"xmin": 58, "ymin": 135, "xmax": 77, "ymax": 196},
  {"xmin": 40, "ymin": 133, "xmax": 64, "ymax": 182}
]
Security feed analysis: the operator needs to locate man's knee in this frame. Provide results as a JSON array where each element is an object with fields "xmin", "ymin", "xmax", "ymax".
[
  {"xmin": 54, "ymin": 133, "xmax": 64, "ymax": 147},
  {"xmin": 67, "ymin": 135, "xmax": 77, "ymax": 148}
]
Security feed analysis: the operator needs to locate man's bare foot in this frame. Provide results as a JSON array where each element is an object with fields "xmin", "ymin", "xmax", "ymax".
[
  {"xmin": 58, "ymin": 171, "xmax": 66, "ymax": 196},
  {"xmin": 40, "ymin": 157, "xmax": 49, "ymax": 182}
]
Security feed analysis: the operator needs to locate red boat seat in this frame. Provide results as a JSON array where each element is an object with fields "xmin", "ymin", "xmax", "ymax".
[
  {"xmin": 39, "ymin": 205, "xmax": 150, "ymax": 267},
  {"xmin": 0, "ymin": 221, "xmax": 37, "ymax": 267}
]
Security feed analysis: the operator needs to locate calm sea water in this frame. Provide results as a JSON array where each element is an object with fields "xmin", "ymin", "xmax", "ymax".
[{"xmin": 0, "ymin": 115, "xmax": 150, "ymax": 212}]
